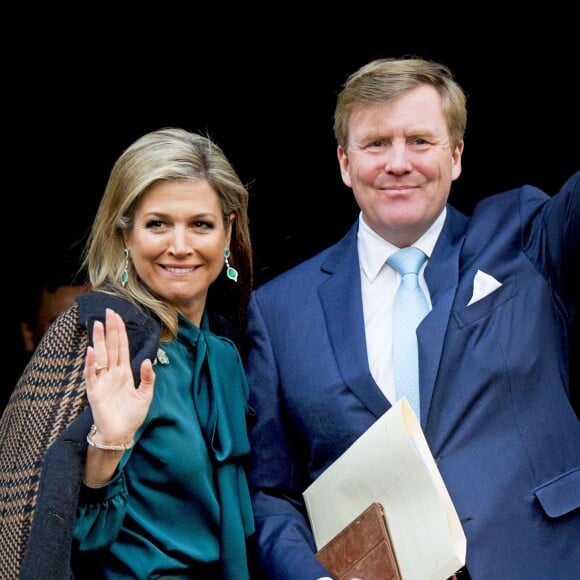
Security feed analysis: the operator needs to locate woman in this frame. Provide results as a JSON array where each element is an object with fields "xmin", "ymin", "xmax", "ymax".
[{"xmin": 0, "ymin": 128, "xmax": 255, "ymax": 579}]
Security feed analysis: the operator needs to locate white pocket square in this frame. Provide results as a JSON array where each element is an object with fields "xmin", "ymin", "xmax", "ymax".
[{"xmin": 468, "ymin": 270, "xmax": 502, "ymax": 306}]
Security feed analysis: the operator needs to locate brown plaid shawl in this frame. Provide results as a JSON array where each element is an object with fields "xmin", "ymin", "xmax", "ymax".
[
  {"xmin": 0, "ymin": 292, "xmax": 161, "ymax": 579},
  {"xmin": 0, "ymin": 303, "xmax": 88, "ymax": 579}
]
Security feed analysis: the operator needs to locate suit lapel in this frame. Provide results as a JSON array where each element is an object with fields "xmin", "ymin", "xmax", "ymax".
[
  {"xmin": 316, "ymin": 209, "xmax": 468, "ymax": 422},
  {"xmin": 319, "ymin": 224, "xmax": 390, "ymax": 418},
  {"xmin": 418, "ymin": 206, "xmax": 468, "ymax": 421}
]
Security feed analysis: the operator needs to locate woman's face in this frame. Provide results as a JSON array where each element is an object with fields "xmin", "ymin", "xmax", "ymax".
[{"xmin": 124, "ymin": 179, "xmax": 231, "ymax": 325}]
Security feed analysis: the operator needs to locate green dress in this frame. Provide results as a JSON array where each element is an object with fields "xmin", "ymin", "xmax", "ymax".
[{"xmin": 74, "ymin": 314, "xmax": 254, "ymax": 579}]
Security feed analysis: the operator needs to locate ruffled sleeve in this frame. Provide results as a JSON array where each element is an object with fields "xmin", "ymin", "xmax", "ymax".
[{"xmin": 73, "ymin": 470, "xmax": 129, "ymax": 551}]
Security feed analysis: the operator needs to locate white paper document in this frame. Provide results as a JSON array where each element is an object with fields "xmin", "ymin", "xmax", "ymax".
[{"xmin": 303, "ymin": 398, "xmax": 466, "ymax": 580}]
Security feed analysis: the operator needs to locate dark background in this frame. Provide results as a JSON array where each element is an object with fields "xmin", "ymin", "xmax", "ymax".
[
  {"xmin": 11, "ymin": 35, "xmax": 579, "ymax": 282},
  {"xmin": 6, "ymin": 23, "xmax": 579, "ymax": 406}
]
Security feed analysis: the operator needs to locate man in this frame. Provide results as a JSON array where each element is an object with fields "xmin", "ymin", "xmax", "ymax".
[
  {"xmin": 244, "ymin": 57, "xmax": 579, "ymax": 579},
  {"xmin": 3, "ymin": 254, "xmax": 90, "ymax": 413},
  {"xmin": 20, "ymin": 279, "xmax": 91, "ymax": 355}
]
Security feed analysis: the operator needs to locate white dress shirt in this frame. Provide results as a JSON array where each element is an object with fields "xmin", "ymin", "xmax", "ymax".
[{"xmin": 357, "ymin": 209, "xmax": 445, "ymax": 403}]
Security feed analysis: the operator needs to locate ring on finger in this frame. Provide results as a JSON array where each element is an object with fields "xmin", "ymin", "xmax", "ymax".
[{"xmin": 94, "ymin": 361, "xmax": 109, "ymax": 374}]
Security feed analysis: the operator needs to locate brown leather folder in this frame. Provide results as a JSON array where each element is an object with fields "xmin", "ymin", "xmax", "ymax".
[{"xmin": 315, "ymin": 502, "xmax": 401, "ymax": 580}]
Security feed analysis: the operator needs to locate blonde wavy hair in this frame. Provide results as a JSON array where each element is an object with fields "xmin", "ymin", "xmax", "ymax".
[
  {"xmin": 83, "ymin": 127, "xmax": 253, "ymax": 340},
  {"xmin": 334, "ymin": 56, "xmax": 467, "ymax": 151}
]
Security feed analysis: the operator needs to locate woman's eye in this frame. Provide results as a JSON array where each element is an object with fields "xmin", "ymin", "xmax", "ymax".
[
  {"xmin": 145, "ymin": 219, "xmax": 164, "ymax": 229},
  {"xmin": 194, "ymin": 220, "xmax": 215, "ymax": 230}
]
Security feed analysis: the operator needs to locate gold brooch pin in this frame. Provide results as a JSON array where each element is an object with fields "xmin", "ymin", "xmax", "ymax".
[{"xmin": 154, "ymin": 348, "xmax": 170, "ymax": 365}]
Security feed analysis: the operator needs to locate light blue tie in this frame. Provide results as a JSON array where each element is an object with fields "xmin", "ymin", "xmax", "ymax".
[{"xmin": 388, "ymin": 247, "xmax": 429, "ymax": 418}]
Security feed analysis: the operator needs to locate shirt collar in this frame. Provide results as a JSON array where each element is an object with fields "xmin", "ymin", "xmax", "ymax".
[{"xmin": 358, "ymin": 207, "xmax": 446, "ymax": 282}]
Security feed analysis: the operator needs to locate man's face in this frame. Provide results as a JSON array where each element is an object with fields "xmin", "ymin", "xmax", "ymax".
[{"xmin": 337, "ymin": 84, "xmax": 463, "ymax": 248}]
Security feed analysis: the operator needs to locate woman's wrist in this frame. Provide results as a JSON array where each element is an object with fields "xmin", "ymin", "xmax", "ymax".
[{"xmin": 86, "ymin": 424, "xmax": 134, "ymax": 451}]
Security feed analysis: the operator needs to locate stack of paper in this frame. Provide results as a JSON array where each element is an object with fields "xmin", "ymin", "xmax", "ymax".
[{"xmin": 303, "ymin": 398, "xmax": 466, "ymax": 580}]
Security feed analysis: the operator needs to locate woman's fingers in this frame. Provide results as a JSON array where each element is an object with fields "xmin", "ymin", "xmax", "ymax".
[
  {"xmin": 85, "ymin": 309, "xmax": 129, "ymax": 383},
  {"xmin": 84, "ymin": 344, "xmax": 96, "ymax": 381},
  {"xmin": 104, "ymin": 308, "xmax": 120, "ymax": 369},
  {"xmin": 138, "ymin": 358, "xmax": 156, "ymax": 398},
  {"xmin": 82, "ymin": 307, "xmax": 155, "ymax": 450},
  {"xmin": 114, "ymin": 309, "xmax": 131, "ymax": 370},
  {"xmin": 91, "ymin": 319, "xmax": 108, "ymax": 374}
]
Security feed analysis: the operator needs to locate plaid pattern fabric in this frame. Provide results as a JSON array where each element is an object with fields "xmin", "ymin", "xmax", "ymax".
[{"xmin": 0, "ymin": 303, "xmax": 89, "ymax": 579}]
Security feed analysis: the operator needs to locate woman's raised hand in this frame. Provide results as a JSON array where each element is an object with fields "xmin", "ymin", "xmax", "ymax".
[{"xmin": 84, "ymin": 308, "xmax": 155, "ymax": 448}]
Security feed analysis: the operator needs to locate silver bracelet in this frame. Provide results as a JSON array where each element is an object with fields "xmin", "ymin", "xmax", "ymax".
[{"xmin": 86, "ymin": 424, "xmax": 134, "ymax": 451}]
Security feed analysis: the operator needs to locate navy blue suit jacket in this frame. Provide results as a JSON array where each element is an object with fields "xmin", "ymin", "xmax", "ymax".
[{"xmin": 244, "ymin": 171, "xmax": 580, "ymax": 579}]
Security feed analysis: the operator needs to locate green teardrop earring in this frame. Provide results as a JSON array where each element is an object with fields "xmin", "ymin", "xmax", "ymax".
[
  {"xmin": 224, "ymin": 248, "xmax": 238, "ymax": 282},
  {"xmin": 121, "ymin": 248, "xmax": 129, "ymax": 287}
]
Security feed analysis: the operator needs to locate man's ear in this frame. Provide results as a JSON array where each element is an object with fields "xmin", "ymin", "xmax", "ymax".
[{"xmin": 20, "ymin": 321, "xmax": 36, "ymax": 353}]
